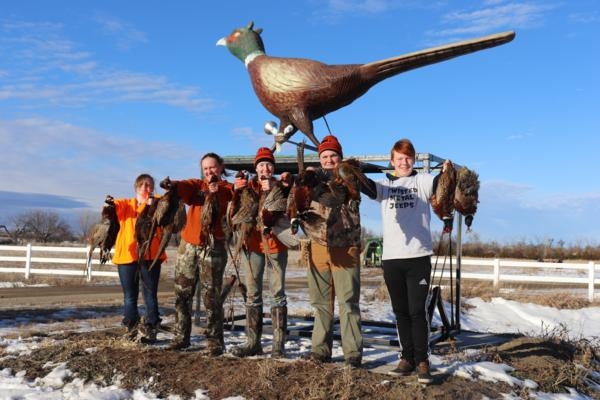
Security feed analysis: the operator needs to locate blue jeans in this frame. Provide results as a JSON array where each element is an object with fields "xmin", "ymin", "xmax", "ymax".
[{"xmin": 117, "ymin": 262, "xmax": 162, "ymax": 327}]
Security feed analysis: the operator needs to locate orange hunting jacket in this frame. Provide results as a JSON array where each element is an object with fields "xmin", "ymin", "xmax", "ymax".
[
  {"xmin": 175, "ymin": 179, "xmax": 234, "ymax": 246},
  {"xmin": 111, "ymin": 197, "xmax": 167, "ymax": 265}
]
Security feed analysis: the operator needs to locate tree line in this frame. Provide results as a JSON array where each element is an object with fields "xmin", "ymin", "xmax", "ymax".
[{"xmin": 1, "ymin": 210, "xmax": 96, "ymax": 244}]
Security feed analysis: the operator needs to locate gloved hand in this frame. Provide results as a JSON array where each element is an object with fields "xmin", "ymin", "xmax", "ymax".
[
  {"xmin": 160, "ymin": 176, "xmax": 177, "ymax": 190},
  {"xmin": 280, "ymin": 172, "xmax": 293, "ymax": 186}
]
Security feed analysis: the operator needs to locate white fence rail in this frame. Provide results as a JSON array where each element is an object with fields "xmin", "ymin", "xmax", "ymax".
[
  {"xmin": 0, "ymin": 244, "xmax": 117, "ymax": 281},
  {"xmin": 1, "ymin": 245, "xmax": 599, "ymax": 301},
  {"xmin": 431, "ymin": 258, "xmax": 599, "ymax": 302}
]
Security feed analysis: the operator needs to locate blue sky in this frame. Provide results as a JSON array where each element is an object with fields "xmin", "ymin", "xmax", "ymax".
[{"xmin": 1, "ymin": 1, "xmax": 598, "ymax": 245}]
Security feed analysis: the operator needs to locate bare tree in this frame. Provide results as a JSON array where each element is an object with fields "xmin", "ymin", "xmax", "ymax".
[
  {"xmin": 10, "ymin": 210, "xmax": 74, "ymax": 243},
  {"xmin": 77, "ymin": 209, "xmax": 101, "ymax": 242}
]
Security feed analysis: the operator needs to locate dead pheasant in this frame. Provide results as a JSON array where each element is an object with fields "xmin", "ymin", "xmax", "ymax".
[
  {"xmin": 454, "ymin": 166, "xmax": 480, "ymax": 231},
  {"xmin": 134, "ymin": 185, "xmax": 186, "ymax": 269},
  {"xmin": 218, "ymin": 21, "xmax": 515, "ymax": 149},
  {"xmin": 259, "ymin": 178, "xmax": 289, "ymax": 232},
  {"xmin": 331, "ymin": 158, "xmax": 376, "ymax": 211},
  {"xmin": 288, "ymin": 168, "xmax": 320, "ymax": 232},
  {"xmin": 257, "ymin": 176, "xmax": 300, "ymax": 248},
  {"xmin": 148, "ymin": 190, "xmax": 186, "ymax": 270},
  {"xmin": 200, "ymin": 175, "xmax": 221, "ymax": 249},
  {"xmin": 135, "ymin": 197, "xmax": 157, "ymax": 261},
  {"xmin": 87, "ymin": 195, "xmax": 119, "ymax": 265},
  {"xmin": 431, "ymin": 162, "xmax": 457, "ymax": 233},
  {"xmin": 226, "ymin": 171, "xmax": 259, "ymax": 260}
]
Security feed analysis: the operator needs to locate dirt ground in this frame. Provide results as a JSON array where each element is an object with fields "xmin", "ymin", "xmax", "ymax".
[
  {"xmin": 1, "ymin": 250, "xmax": 599, "ymax": 399},
  {"xmin": 1, "ymin": 317, "xmax": 599, "ymax": 400}
]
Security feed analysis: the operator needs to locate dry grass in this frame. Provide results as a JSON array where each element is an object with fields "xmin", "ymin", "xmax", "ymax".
[
  {"xmin": 363, "ymin": 280, "xmax": 390, "ymax": 303},
  {"xmin": 2, "ymin": 326, "xmax": 598, "ymax": 399},
  {"xmin": 516, "ymin": 292, "xmax": 594, "ymax": 309}
]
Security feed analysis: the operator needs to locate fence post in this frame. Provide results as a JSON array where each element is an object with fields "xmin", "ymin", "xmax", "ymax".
[
  {"xmin": 493, "ymin": 258, "xmax": 500, "ymax": 288},
  {"xmin": 25, "ymin": 243, "xmax": 32, "ymax": 279},
  {"xmin": 86, "ymin": 245, "xmax": 92, "ymax": 282},
  {"xmin": 589, "ymin": 261, "xmax": 595, "ymax": 303}
]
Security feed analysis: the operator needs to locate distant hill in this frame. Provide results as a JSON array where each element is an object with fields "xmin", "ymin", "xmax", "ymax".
[{"xmin": 0, "ymin": 190, "xmax": 90, "ymax": 222}]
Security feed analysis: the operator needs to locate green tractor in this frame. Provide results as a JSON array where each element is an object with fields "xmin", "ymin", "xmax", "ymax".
[{"xmin": 361, "ymin": 237, "xmax": 383, "ymax": 268}]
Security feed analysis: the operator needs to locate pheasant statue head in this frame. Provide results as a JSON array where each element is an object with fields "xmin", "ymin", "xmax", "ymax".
[{"xmin": 217, "ymin": 21, "xmax": 265, "ymax": 66}]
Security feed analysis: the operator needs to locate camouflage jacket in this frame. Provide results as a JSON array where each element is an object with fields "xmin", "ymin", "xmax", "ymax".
[{"xmin": 299, "ymin": 168, "xmax": 361, "ymax": 248}]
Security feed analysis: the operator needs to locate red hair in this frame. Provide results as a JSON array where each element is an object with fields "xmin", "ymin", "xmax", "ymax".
[{"xmin": 390, "ymin": 138, "xmax": 415, "ymax": 160}]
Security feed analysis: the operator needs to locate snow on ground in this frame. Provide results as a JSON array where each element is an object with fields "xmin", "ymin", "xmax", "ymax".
[
  {"xmin": 0, "ymin": 282, "xmax": 50, "ymax": 288},
  {"xmin": 1, "ymin": 281, "xmax": 599, "ymax": 399}
]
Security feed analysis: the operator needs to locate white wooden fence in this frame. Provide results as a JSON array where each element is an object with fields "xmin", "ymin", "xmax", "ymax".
[
  {"xmin": 1, "ymin": 245, "xmax": 599, "ymax": 301},
  {"xmin": 0, "ymin": 244, "xmax": 117, "ymax": 281},
  {"xmin": 431, "ymin": 258, "xmax": 599, "ymax": 302}
]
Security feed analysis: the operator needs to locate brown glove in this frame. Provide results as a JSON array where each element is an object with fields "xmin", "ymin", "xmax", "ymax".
[{"xmin": 160, "ymin": 176, "xmax": 178, "ymax": 190}]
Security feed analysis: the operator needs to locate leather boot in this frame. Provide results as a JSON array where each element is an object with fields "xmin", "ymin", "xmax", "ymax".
[
  {"xmin": 122, "ymin": 319, "xmax": 140, "ymax": 341},
  {"xmin": 205, "ymin": 337, "xmax": 225, "ymax": 356},
  {"xmin": 271, "ymin": 306, "xmax": 287, "ymax": 358},
  {"xmin": 231, "ymin": 306, "xmax": 263, "ymax": 357}
]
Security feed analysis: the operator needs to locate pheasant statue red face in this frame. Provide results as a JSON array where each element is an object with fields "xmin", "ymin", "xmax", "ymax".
[{"xmin": 218, "ymin": 21, "xmax": 515, "ymax": 150}]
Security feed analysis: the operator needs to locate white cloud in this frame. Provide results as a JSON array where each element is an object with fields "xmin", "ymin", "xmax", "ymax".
[
  {"xmin": 312, "ymin": 0, "xmax": 420, "ymax": 23},
  {"xmin": 481, "ymin": 180, "xmax": 600, "ymax": 212},
  {"xmin": 327, "ymin": 0, "xmax": 397, "ymax": 14},
  {"xmin": 93, "ymin": 13, "xmax": 148, "ymax": 51},
  {"xmin": 506, "ymin": 132, "xmax": 533, "ymax": 140},
  {"xmin": 0, "ymin": 18, "xmax": 214, "ymax": 114},
  {"xmin": 429, "ymin": 2, "xmax": 556, "ymax": 39},
  {"xmin": 0, "ymin": 117, "xmax": 198, "ymax": 207},
  {"xmin": 569, "ymin": 11, "xmax": 600, "ymax": 24},
  {"xmin": 232, "ymin": 126, "xmax": 274, "ymax": 148}
]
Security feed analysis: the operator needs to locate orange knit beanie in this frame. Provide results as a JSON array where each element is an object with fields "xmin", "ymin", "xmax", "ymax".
[
  {"xmin": 254, "ymin": 147, "xmax": 275, "ymax": 167},
  {"xmin": 317, "ymin": 135, "xmax": 343, "ymax": 157}
]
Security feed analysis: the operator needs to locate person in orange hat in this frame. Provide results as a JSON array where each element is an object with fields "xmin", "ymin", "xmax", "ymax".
[
  {"xmin": 297, "ymin": 135, "xmax": 363, "ymax": 368},
  {"xmin": 230, "ymin": 147, "xmax": 294, "ymax": 358}
]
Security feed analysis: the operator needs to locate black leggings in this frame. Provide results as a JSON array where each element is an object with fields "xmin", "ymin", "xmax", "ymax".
[{"xmin": 382, "ymin": 256, "xmax": 431, "ymax": 364}]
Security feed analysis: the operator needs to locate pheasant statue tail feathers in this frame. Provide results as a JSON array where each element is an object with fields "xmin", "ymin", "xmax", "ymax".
[{"xmin": 218, "ymin": 21, "xmax": 515, "ymax": 150}]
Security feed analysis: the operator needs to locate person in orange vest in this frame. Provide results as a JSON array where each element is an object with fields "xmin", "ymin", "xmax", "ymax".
[{"xmin": 110, "ymin": 173, "xmax": 167, "ymax": 344}]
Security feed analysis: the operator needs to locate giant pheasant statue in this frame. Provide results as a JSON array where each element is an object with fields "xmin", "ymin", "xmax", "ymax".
[{"xmin": 217, "ymin": 22, "xmax": 515, "ymax": 150}]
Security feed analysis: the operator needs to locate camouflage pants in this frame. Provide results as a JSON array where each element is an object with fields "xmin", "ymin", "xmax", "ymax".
[{"xmin": 172, "ymin": 238, "xmax": 227, "ymax": 350}]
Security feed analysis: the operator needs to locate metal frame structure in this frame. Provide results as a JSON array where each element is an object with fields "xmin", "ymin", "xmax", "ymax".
[{"xmin": 222, "ymin": 152, "xmax": 447, "ymax": 175}]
